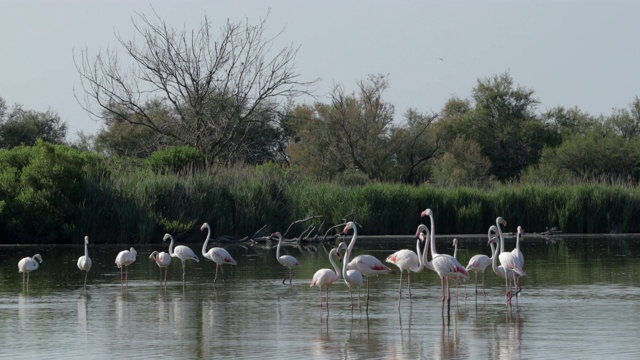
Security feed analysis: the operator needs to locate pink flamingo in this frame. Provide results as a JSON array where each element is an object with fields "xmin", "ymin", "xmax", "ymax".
[
  {"xmin": 465, "ymin": 226, "xmax": 498, "ymax": 295},
  {"xmin": 164, "ymin": 233, "xmax": 199, "ymax": 282},
  {"xmin": 385, "ymin": 231, "xmax": 427, "ymax": 306},
  {"xmin": 337, "ymin": 241, "xmax": 364, "ymax": 311},
  {"xmin": 271, "ymin": 232, "xmax": 300, "ymax": 286},
  {"xmin": 200, "ymin": 223, "xmax": 236, "ymax": 284},
  {"xmin": 310, "ymin": 246, "xmax": 341, "ymax": 312},
  {"xmin": 420, "ymin": 209, "xmax": 470, "ymax": 313},
  {"xmin": 149, "ymin": 250, "xmax": 171, "ymax": 286},
  {"xmin": 115, "ymin": 247, "xmax": 137, "ymax": 286},
  {"xmin": 342, "ymin": 221, "xmax": 392, "ymax": 310},
  {"xmin": 488, "ymin": 235, "xmax": 526, "ymax": 305}
]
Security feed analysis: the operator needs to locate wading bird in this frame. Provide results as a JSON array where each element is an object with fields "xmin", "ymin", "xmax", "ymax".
[
  {"xmin": 18, "ymin": 254, "xmax": 43, "ymax": 287},
  {"xmin": 77, "ymin": 236, "xmax": 92, "ymax": 288},
  {"xmin": 337, "ymin": 241, "xmax": 364, "ymax": 311},
  {"xmin": 200, "ymin": 223, "xmax": 236, "ymax": 284},
  {"xmin": 271, "ymin": 231, "xmax": 299, "ymax": 286},
  {"xmin": 310, "ymin": 246, "xmax": 342, "ymax": 312},
  {"xmin": 164, "ymin": 233, "xmax": 199, "ymax": 282},
  {"xmin": 342, "ymin": 221, "xmax": 392, "ymax": 310},
  {"xmin": 149, "ymin": 250, "xmax": 171, "ymax": 286},
  {"xmin": 115, "ymin": 248, "xmax": 137, "ymax": 286}
]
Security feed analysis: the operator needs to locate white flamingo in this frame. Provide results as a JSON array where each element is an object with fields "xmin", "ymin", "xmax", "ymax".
[
  {"xmin": 495, "ymin": 218, "xmax": 525, "ymax": 299},
  {"xmin": 337, "ymin": 241, "xmax": 364, "ymax": 311},
  {"xmin": 149, "ymin": 250, "xmax": 171, "ymax": 286},
  {"xmin": 115, "ymin": 247, "xmax": 137, "ymax": 286},
  {"xmin": 18, "ymin": 254, "xmax": 43, "ymax": 287},
  {"xmin": 420, "ymin": 208, "xmax": 470, "ymax": 313},
  {"xmin": 342, "ymin": 221, "xmax": 392, "ymax": 310},
  {"xmin": 465, "ymin": 226, "xmax": 497, "ymax": 295},
  {"xmin": 164, "ymin": 233, "xmax": 199, "ymax": 282},
  {"xmin": 488, "ymin": 235, "xmax": 526, "ymax": 305},
  {"xmin": 310, "ymin": 246, "xmax": 342, "ymax": 312},
  {"xmin": 271, "ymin": 231, "xmax": 299, "ymax": 286},
  {"xmin": 385, "ymin": 232, "xmax": 426, "ymax": 305},
  {"xmin": 200, "ymin": 223, "xmax": 236, "ymax": 284},
  {"xmin": 77, "ymin": 236, "xmax": 92, "ymax": 288}
]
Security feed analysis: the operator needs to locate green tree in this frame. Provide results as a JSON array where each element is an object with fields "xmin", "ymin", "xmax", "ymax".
[{"xmin": 0, "ymin": 97, "xmax": 67, "ymax": 148}]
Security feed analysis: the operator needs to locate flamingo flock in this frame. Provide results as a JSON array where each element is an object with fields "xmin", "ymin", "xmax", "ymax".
[{"xmin": 15, "ymin": 210, "xmax": 527, "ymax": 314}]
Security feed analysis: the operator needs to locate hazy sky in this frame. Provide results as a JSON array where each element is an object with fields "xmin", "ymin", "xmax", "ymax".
[{"xmin": 1, "ymin": 1, "xmax": 639, "ymax": 139}]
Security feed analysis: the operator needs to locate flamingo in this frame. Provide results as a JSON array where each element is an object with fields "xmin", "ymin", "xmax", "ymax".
[
  {"xmin": 342, "ymin": 221, "xmax": 392, "ymax": 310},
  {"xmin": 271, "ymin": 231, "xmax": 299, "ymax": 286},
  {"xmin": 488, "ymin": 235, "xmax": 526, "ymax": 305},
  {"xmin": 385, "ymin": 232, "xmax": 426, "ymax": 306},
  {"xmin": 77, "ymin": 236, "xmax": 92, "ymax": 288},
  {"xmin": 465, "ymin": 226, "xmax": 497, "ymax": 295},
  {"xmin": 200, "ymin": 223, "xmax": 236, "ymax": 284},
  {"xmin": 337, "ymin": 241, "xmax": 364, "ymax": 311},
  {"xmin": 420, "ymin": 208, "xmax": 470, "ymax": 313},
  {"xmin": 164, "ymin": 233, "xmax": 199, "ymax": 282},
  {"xmin": 115, "ymin": 247, "xmax": 137, "ymax": 286},
  {"xmin": 149, "ymin": 250, "xmax": 171, "ymax": 286},
  {"xmin": 18, "ymin": 254, "xmax": 43, "ymax": 287},
  {"xmin": 310, "ymin": 246, "xmax": 342, "ymax": 311},
  {"xmin": 495, "ymin": 218, "xmax": 525, "ymax": 300}
]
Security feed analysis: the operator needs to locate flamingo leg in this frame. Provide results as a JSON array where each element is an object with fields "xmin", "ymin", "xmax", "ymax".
[
  {"xmin": 397, "ymin": 271, "xmax": 404, "ymax": 306},
  {"xmin": 181, "ymin": 260, "xmax": 186, "ymax": 282},
  {"xmin": 214, "ymin": 264, "xmax": 219, "ymax": 284},
  {"xmin": 84, "ymin": 272, "xmax": 88, "ymax": 288},
  {"xmin": 125, "ymin": 266, "xmax": 129, "ymax": 286},
  {"xmin": 408, "ymin": 272, "xmax": 412, "ymax": 299},
  {"xmin": 164, "ymin": 268, "xmax": 168, "ymax": 286}
]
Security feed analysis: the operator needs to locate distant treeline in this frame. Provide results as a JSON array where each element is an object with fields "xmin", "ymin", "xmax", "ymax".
[{"xmin": 1, "ymin": 141, "xmax": 639, "ymax": 245}]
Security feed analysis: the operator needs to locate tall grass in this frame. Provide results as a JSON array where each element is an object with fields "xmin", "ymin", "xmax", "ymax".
[{"xmin": 26, "ymin": 163, "xmax": 640, "ymax": 243}]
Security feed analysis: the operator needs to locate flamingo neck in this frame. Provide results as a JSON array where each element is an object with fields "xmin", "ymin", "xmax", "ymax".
[
  {"xmin": 346, "ymin": 225, "xmax": 357, "ymax": 258},
  {"xmin": 429, "ymin": 213, "xmax": 438, "ymax": 257},
  {"xmin": 341, "ymin": 245, "xmax": 349, "ymax": 278},
  {"xmin": 415, "ymin": 238, "xmax": 425, "ymax": 272},
  {"xmin": 202, "ymin": 225, "xmax": 211, "ymax": 256},
  {"xmin": 276, "ymin": 234, "xmax": 283, "ymax": 259},
  {"xmin": 84, "ymin": 242, "xmax": 89, "ymax": 258},
  {"xmin": 490, "ymin": 241, "xmax": 499, "ymax": 272},
  {"xmin": 329, "ymin": 249, "xmax": 340, "ymax": 277},
  {"xmin": 497, "ymin": 220, "xmax": 505, "ymax": 253},
  {"xmin": 168, "ymin": 237, "xmax": 175, "ymax": 257},
  {"xmin": 515, "ymin": 230, "xmax": 521, "ymax": 252}
]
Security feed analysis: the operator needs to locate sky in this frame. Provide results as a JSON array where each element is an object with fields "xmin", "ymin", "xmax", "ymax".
[{"xmin": 1, "ymin": 1, "xmax": 639, "ymax": 140}]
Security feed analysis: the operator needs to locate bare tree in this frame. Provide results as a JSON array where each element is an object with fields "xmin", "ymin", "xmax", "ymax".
[{"xmin": 75, "ymin": 10, "xmax": 316, "ymax": 163}]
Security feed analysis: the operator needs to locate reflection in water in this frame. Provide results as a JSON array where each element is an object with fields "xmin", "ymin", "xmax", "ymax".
[{"xmin": 2, "ymin": 236, "xmax": 640, "ymax": 359}]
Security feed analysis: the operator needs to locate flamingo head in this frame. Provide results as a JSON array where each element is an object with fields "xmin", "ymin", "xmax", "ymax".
[
  {"xmin": 497, "ymin": 216, "xmax": 507, "ymax": 227},
  {"xmin": 488, "ymin": 236, "xmax": 498, "ymax": 245},
  {"xmin": 453, "ymin": 238, "xmax": 458, "ymax": 246},
  {"xmin": 149, "ymin": 251, "xmax": 158, "ymax": 261},
  {"xmin": 341, "ymin": 221, "xmax": 354, "ymax": 235},
  {"xmin": 517, "ymin": 226, "xmax": 523, "ymax": 236},
  {"xmin": 270, "ymin": 232, "xmax": 281, "ymax": 240},
  {"xmin": 336, "ymin": 242, "xmax": 347, "ymax": 261},
  {"xmin": 34, "ymin": 254, "xmax": 43, "ymax": 263},
  {"xmin": 84, "ymin": 236, "xmax": 89, "ymax": 244},
  {"xmin": 421, "ymin": 208, "xmax": 433, "ymax": 218},
  {"xmin": 130, "ymin": 247, "xmax": 137, "ymax": 256},
  {"xmin": 163, "ymin": 233, "xmax": 172, "ymax": 241},
  {"xmin": 415, "ymin": 224, "xmax": 428, "ymax": 239},
  {"xmin": 200, "ymin": 223, "xmax": 209, "ymax": 231}
]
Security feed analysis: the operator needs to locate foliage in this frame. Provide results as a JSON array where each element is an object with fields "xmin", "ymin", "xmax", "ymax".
[
  {"xmin": 0, "ymin": 97, "xmax": 67, "ymax": 148},
  {"xmin": 145, "ymin": 146, "xmax": 206, "ymax": 174}
]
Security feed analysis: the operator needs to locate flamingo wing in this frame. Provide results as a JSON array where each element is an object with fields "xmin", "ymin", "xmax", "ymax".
[
  {"xmin": 176, "ymin": 245, "xmax": 199, "ymax": 262},
  {"xmin": 210, "ymin": 248, "xmax": 237, "ymax": 265},
  {"xmin": 433, "ymin": 254, "xmax": 469, "ymax": 280},
  {"xmin": 278, "ymin": 254, "xmax": 299, "ymax": 268},
  {"xmin": 386, "ymin": 249, "xmax": 419, "ymax": 272},
  {"xmin": 349, "ymin": 255, "xmax": 392, "ymax": 277},
  {"xmin": 466, "ymin": 254, "xmax": 491, "ymax": 272}
]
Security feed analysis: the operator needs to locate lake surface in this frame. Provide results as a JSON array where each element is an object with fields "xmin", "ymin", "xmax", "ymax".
[{"xmin": 2, "ymin": 233, "xmax": 640, "ymax": 359}]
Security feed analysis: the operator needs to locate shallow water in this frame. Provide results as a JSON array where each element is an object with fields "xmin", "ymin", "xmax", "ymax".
[{"xmin": 1, "ymin": 234, "xmax": 640, "ymax": 359}]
